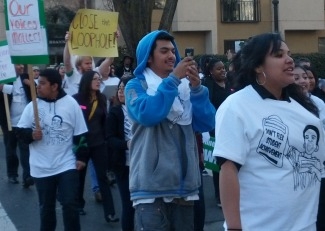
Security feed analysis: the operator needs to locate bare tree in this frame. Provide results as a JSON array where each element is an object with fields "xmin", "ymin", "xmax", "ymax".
[
  {"xmin": 44, "ymin": 0, "xmax": 81, "ymax": 11},
  {"xmin": 158, "ymin": 0, "xmax": 178, "ymax": 31},
  {"xmin": 111, "ymin": 0, "xmax": 155, "ymax": 58},
  {"xmin": 108, "ymin": 0, "xmax": 178, "ymax": 59}
]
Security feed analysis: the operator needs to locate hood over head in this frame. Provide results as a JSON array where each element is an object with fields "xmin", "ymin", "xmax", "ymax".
[{"xmin": 134, "ymin": 30, "xmax": 181, "ymax": 76}]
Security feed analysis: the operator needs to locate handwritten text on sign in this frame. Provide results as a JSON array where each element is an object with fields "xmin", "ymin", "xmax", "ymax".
[
  {"xmin": 69, "ymin": 9, "xmax": 119, "ymax": 57},
  {"xmin": 7, "ymin": 0, "xmax": 41, "ymax": 46},
  {"xmin": 0, "ymin": 41, "xmax": 16, "ymax": 83},
  {"xmin": 5, "ymin": 0, "xmax": 48, "ymax": 57}
]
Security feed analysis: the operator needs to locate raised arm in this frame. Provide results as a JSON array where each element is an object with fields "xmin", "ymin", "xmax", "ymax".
[
  {"xmin": 63, "ymin": 32, "xmax": 73, "ymax": 74},
  {"xmin": 98, "ymin": 57, "xmax": 114, "ymax": 78}
]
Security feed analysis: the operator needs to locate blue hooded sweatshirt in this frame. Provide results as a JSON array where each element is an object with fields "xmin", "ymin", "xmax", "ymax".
[{"xmin": 125, "ymin": 30, "xmax": 216, "ymax": 201}]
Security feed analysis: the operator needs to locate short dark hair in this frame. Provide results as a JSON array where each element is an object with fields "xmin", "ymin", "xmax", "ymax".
[
  {"xmin": 303, "ymin": 125, "xmax": 320, "ymax": 145},
  {"xmin": 39, "ymin": 69, "xmax": 62, "ymax": 89},
  {"xmin": 149, "ymin": 32, "xmax": 175, "ymax": 58}
]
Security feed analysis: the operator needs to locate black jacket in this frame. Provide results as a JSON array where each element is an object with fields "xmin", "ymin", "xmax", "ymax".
[{"xmin": 106, "ymin": 105, "xmax": 128, "ymax": 175}]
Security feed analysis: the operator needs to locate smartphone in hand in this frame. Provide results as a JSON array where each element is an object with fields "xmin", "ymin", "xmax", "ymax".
[{"xmin": 185, "ymin": 47, "xmax": 194, "ymax": 57}]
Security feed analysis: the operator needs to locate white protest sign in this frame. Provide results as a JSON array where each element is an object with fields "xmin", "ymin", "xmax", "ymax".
[{"xmin": 0, "ymin": 40, "xmax": 16, "ymax": 84}]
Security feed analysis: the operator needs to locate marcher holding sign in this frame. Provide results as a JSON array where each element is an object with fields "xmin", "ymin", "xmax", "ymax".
[
  {"xmin": 0, "ymin": 40, "xmax": 16, "ymax": 132},
  {"xmin": 68, "ymin": 9, "xmax": 119, "ymax": 57},
  {"xmin": 62, "ymin": 11, "xmax": 120, "ymax": 220},
  {"xmin": 16, "ymin": 68, "xmax": 88, "ymax": 231},
  {"xmin": 0, "ymin": 62, "xmax": 34, "ymax": 188}
]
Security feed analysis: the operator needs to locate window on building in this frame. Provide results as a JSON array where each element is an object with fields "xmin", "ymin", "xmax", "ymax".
[
  {"xmin": 318, "ymin": 38, "xmax": 325, "ymax": 53},
  {"xmin": 154, "ymin": 0, "xmax": 166, "ymax": 9},
  {"xmin": 221, "ymin": 0, "xmax": 260, "ymax": 22},
  {"xmin": 224, "ymin": 40, "xmax": 245, "ymax": 54}
]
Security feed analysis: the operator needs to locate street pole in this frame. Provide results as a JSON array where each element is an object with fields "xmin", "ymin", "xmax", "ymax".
[{"xmin": 272, "ymin": 0, "xmax": 279, "ymax": 32}]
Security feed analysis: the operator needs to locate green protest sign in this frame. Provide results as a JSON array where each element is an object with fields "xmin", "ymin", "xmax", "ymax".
[
  {"xmin": 4, "ymin": 0, "xmax": 49, "ymax": 64},
  {"xmin": 203, "ymin": 137, "xmax": 220, "ymax": 172}
]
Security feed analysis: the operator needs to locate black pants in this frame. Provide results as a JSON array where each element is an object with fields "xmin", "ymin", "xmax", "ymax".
[
  {"xmin": 116, "ymin": 166, "xmax": 135, "ymax": 231},
  {"xmin": 78, "ymin": 143, "xmax": 116, "ymax": 219},
  {"xmin": 35, "ymin": 169, "xmax": 80, "ymax": 231},
  {"xmin": 5, "ymin": 127, "xmax": 31, "ymax": 180},
  {"xmin": 317, "ymin": 178, "xmax": 325, "ymax": 230}
]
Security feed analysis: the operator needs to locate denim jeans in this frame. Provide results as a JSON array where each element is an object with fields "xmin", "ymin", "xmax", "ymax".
[
  {"xmin": 116, "ymin": 166, "xmax": 134, "ymax": 231},
  {"xmin": 34, "ymin": 169, "xmax": 80, "ymax": 231},
  {"xmin": 134, "ymin": 198, "xmax": 194, "ymax": 231},
  {"xmin": 5, "ymin": 127, "xmax": 31, "ymax": 180},
  {"xmin": 88, "ymin": 160, "xmax": 99, "ymax": 193}
]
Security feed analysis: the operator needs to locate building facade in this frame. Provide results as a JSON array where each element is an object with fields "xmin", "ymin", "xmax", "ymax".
[
  {"xmin": 159, "ymin": 0, "xmax": 325, "ymax": 56},
  {"xmin": 1, "ymin": 0, "xmax": 325, "ymax": 58}
]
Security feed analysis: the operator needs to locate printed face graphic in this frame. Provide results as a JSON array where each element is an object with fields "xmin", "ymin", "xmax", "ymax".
[
  {"xmin": 52, "ymin": 116, "xmax": 62, "ymax": 129},
  {"xmin": 304, "ymin": 128, "xmax": 318, "ymax": 155}
]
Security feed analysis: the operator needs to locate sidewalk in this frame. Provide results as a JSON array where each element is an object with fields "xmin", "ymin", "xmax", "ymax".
[{"xmin": 202, "ymin": 173, "xmax": 225, "ymax": 231}]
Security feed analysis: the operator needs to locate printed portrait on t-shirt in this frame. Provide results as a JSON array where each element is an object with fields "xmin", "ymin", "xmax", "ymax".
[
  {"xmin": 36, "ymin": 109, "xmax": 69, "ymax": 145},
  {"xmin": 257, "ymin": 115, "xmax": 323, "ymax": 191}
]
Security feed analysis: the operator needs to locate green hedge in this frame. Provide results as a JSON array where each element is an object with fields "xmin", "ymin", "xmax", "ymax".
[{"xmin": 291, "ymin": 53, "xmax": 325, "ymax": 78}]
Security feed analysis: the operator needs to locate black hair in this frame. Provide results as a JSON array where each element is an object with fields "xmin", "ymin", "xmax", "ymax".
[
  {"xmin": 293, "ymin": 64, "xmax": 307, "ymax": 74},
  {"xmin": 199, "ymin": 55, "xmax": 213, "ymax": 75},
  {"xmin": 304, "ymin": 65, "xmax": 319, "ymax": 90},
  {"xmin": 234, "ymin": 32, "xmax": 319, "ymax": 117},
  {"xmin": 204, "ymin": 58, "xmax": 223, "ymax": 78},
  {"xmin": 116, "ymin": 75, "xmax": 135, "ymax": 105},
  {"xmin": 149, "ymin": 31, "xmax": 175, "ymax": 58},
  {"xmin": 78, "ymin": 70, "xmax": 105, "ymax": 105},
  {"xmin": 303, "ymin": 125, "xmax": 320, "ymax": 145},
  {"xmin": 39, "ymin": 69, "xmax": 62, "ymax": 89},
  {"xmin": 296, "ymin": 57, "xmax": 311, "ymax": 65},
  {"xmin": 52, "ymin": 115, "xmax": 63, "ymax": 124}
]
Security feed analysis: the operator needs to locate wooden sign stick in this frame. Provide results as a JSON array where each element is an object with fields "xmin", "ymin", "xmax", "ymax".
[{"xmin": 28, "ymin": 74, "xmax": 40, "ymax": 129}]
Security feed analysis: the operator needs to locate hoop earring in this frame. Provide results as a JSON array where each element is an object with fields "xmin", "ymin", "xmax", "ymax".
[{"xmin": 256, "ymin": 72, "xmax": 267, "ymax": 86}]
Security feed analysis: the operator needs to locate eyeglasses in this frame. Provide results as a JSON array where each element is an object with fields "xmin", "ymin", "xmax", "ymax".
[
  {"xmin": 92, "ymin": 77, "xmax": 102, "ymax": 81},
  {"xmin": 118, "ymin": 86, "xmax": 125, "ymax": 90}
]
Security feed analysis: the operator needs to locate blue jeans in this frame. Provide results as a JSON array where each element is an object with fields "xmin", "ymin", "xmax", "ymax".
[
  {"xmin": 116, "ymin": 166, "xmax": 134, "ymax": 231},
  {"xmin": 134, "ymin": 198, "xmax": 194, "ymax": 231},
  {"xmin": 5, "ymin": 128, "xmax": 31, "ymax": 180},
  {"xmin": 88, "ymin": 160, "xmax": 99, "ymax": 193},
  {"xmin": 34, "ymin": 169, "xmax": 80, "ymax": 231}
]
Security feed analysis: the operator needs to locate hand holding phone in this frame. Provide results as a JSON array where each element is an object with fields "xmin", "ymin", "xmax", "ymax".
[{"xmin": 185, "ymin": 47, "xmax": 194, "ymax": 57}]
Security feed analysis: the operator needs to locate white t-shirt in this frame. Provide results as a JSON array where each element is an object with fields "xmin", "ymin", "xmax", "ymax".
[
  {"xmin": 213, "ymin": 85, "xmax": 325, "ymax": 231},
  {"xmin": 64, "ymin": 71, "xmax": 81, "ymax": 95},
  {"xmin": 17, "ymin": 95, "xmax": 88, "ymax": 177},
  {"xmin": 2, "ymin": 77, "xmax": 28, "ymax": 127},
  {"xmin": 311, "ymin": 94, "xmax": 325, "ymax": 130}
]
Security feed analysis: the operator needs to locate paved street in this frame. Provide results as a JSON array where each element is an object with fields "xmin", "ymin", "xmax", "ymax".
[{"xmin": 0, "ymin": 134, "xmax": 224, "ymax": 230}]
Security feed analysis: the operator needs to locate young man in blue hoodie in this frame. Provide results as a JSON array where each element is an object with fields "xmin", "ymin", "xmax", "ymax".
[{"xmin": 125, "ymin": 30, "xmax": 216, "ymax": 230}]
